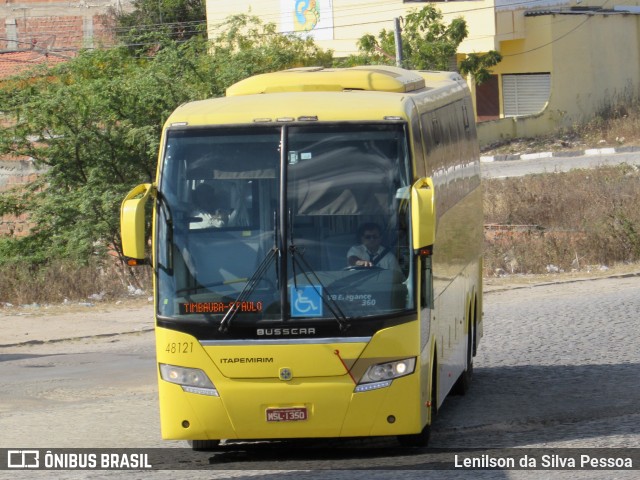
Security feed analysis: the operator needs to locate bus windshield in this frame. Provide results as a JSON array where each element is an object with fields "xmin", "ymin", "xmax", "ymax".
[{"xmin": 156, "ymin": 123, "xmax": 414, "ymax": 327}]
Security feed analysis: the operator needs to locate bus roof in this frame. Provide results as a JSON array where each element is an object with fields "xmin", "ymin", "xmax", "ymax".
[
  {"xmin": 226, "ymin": 66, "xmax": 427, "ymax": 95},
  {"xmin": 165, "ymin": 67, "xmax": 468, "ymax": 127}
]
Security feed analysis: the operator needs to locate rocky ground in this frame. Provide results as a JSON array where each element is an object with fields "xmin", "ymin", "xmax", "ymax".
[{"xmin": 481, "ymin": 127, "xmax": 640, "ymax": 157}]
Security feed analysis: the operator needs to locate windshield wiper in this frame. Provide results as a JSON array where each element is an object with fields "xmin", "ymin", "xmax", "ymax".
[
  {"xmin": 289, "ymin": 228, "xmax": 350, "ymax": 332},
  {"xmin": 219, "ymin": 212, "xmax": 279, "ymax": 333},
  {"xmin": 218, "ymin": 247, "xmax": 277, "ymax": 333}
]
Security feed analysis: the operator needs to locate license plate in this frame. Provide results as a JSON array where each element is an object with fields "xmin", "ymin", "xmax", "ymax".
[{"xmin": 265, "ymin": 407, "xmax": 308, "ymax": 422}]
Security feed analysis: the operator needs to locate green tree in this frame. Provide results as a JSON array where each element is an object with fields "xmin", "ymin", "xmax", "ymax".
[
  {"xmin": 0, "ymin": 44, "xmax": 199, "ymax": 263},
  {"xmin": 207, "ymin": 14, "xmax": 333, "ymax": 92},
  {"xmin": 0, "ymin": 15, "xmax": 332, "ymax": 266},
  {"xmin": 346, "ymin": 6, "xmax": 501, "ymax": 84},
  {"xmin": 459, "ymin": 51, "xmax": 503, "ymax": 84},
  {"xmin": 112, "ymin": 0, "xmax": 207, "ymax": 49}
]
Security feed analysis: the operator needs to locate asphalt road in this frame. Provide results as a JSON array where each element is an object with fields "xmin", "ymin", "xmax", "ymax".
[
  {"xmin": 481, "ymin": 151, "xmax": 640, "ymax": 178},
  {"xmin": 1, "ymin": 275, "xmax": 639, "ymax": 478}
]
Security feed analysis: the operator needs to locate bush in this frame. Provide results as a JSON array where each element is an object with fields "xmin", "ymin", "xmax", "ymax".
[
  {"xmin": 484, "ymin": 164, "xmax": 640, "ymax": 275},
  {"xmin": 0, "ymin": 259, "xmax": 151, "ymax": 305}
]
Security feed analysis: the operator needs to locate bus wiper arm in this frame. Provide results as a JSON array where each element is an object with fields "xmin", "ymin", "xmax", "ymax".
[
  {"xmin": 218, "ymin": 246, "xmax": 278, "ymax": 333},
  {"xmin": 289, "ymin": 245, "xmax": 350, "ymax": 332},
  {"xmin": 219, "ymin": 211, "xmax": 279, "ymax": 333}
]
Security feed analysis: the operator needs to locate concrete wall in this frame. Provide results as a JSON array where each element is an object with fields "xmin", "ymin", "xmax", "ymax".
[
  {"xmin": 478, "ymin": 12, "xmax": 640, "ymax": 146},
  {"xmin": 552, "ymin": 12, "xmax": 640, "ymax": 124},
  {"xmin": 205, "ymin": 0, "xmax": 500, "ymax": 56},
  {"xmin": 0, "ymin": 0, "xmax": 124, "ymax": 52}
]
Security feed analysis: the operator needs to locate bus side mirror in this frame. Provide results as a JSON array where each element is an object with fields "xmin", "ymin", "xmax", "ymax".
[
  {"xmin": 411, "ymin": 177, "xmax": 436, "ymax": 251},
  {"xmin": 121, "ymin": 183, "xmax": 154, "ymax": 264}
]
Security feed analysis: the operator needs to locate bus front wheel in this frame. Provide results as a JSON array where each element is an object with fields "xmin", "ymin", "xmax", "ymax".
[
  {"xmin": 397, "ymin": 424, "xmax": 431, "ymax": 448},
  {"xmin": 188, "ymin": 439, "xmax": 221, "ymax": 451}
]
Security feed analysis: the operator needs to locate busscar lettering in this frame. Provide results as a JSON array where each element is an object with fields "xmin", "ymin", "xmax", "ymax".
[
  {"xmin": 256, "ymin": 328, "xmax": 316, "ymax": 336},
  {"xmin": 220, "ymin": 357, "xmax": 274, "ymax": 364}
]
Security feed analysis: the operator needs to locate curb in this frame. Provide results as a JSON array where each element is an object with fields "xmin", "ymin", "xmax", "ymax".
[
  {"xmin": 484, "ymin": 270, "xmax": 640, "ymax": 294},
  {"xmin": 0, "ymin": 327, "xmax": 155, "ymax": 349},
  {"xmin": 480, "ymin": 145, "xmax": 640, "ymax": 163}
]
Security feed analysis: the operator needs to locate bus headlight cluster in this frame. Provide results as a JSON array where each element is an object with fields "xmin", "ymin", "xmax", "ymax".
[
  {"xmin": 355, "ymin": 358, "xmax": 416, "ymax": 392},
  {"xmin": 159, "ymin": 363, "xmax": 219, "ymax": 396}
]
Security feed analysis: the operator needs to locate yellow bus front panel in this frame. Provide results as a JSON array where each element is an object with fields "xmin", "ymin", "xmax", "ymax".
[
  {"xmin": 158, "ymin": 365, "xmax": 422, "ymax": 441},
  {"xmin": 156, "ymin": 322, "xmax": 423, "ymax": 441},
  {"xmin": 340, "ymin": 374, "xmax": 422, "ymax": 437}
]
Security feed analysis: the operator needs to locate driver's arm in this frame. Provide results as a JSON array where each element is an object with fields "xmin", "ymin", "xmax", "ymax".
[{"xmin": 348, "ymin": 255, "xmax": 372, "ymax": 267}]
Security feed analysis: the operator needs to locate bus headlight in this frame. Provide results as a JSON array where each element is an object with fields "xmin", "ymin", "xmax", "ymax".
[
  {"xmin": 355, "ymin": 358, "xmax": 416, "ymax": 392},
  {"xmin": 159, "ymin": 363, "xmax": 219, "ymax": 396}
]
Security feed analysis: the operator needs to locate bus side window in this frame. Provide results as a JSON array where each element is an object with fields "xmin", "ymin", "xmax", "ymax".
[{"xmin": 411, "ymin": 112, "xmax": 426, "ymax": 178}]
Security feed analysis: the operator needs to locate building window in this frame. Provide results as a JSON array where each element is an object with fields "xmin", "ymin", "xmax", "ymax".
[{"xmin": 502, "ymin": 73, "xmax": 551, "ymax": 117}]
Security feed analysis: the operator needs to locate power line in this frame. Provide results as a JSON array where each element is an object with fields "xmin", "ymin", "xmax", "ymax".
[
  {"xmin": 502, "ymin": 0, "xmax": 613, "ymax": 57},
  {"xmin": 203, "ymin": 0, "xmax": 557, "ymax": 27},
  {"xmin": 0, "ymin": 1, "xmax": 616, "ymax": 57},
  {"xmin": 3, "ymin": 0, "xmax": 557, "ymax": 39}
]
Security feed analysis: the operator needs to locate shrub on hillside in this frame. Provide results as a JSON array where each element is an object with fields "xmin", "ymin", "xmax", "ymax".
[{"xmin": 484, "ymin": 164, "xmax": 640, "ymax": 275}]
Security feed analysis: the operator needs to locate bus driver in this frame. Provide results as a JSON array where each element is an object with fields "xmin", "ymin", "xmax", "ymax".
[{"xmin": 347, "ymin": 222, "xmax": 401, "ymax": 271}]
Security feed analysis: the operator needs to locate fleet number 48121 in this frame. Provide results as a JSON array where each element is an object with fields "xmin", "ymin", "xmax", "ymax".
[{"xmin": 165, "ymin": 342, "xmax": 194, "ymax": 354}]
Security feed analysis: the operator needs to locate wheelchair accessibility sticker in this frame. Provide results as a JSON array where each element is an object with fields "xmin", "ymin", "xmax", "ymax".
[{"xmin": 290, "ymin": 286, "xmax": 323, "ymax": 317}]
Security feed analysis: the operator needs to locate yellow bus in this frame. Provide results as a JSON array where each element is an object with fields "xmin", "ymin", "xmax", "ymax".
[{"xmin": 121, "ymin": 66, "xmax": 483, "ymax": 448}]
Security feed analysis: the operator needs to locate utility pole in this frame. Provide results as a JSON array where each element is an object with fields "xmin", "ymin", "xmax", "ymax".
[{"xmin": 394, "ymin": 17, "xmax": 403, "ymax": 68}]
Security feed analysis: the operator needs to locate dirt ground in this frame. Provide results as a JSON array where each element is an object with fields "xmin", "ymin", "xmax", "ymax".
[{"xmin": 0, "ymin": 297, "xmax": 154, "ymax": 347}]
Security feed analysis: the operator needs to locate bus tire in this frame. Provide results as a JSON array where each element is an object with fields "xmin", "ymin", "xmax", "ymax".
[
  {"xmin": 397, "ymin": 424, "xmax": 431, "ymax": 448},
  {"xmin": 188, "ymin": 439, "xmax": 221, "ymax": 451},
  {"xmin": 397, "ymin": 361, "xmax": 437, "ymax": 448},
  {"xmin": 451, "ymin": 315, "xmax": 474, "ymax": 396}
]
